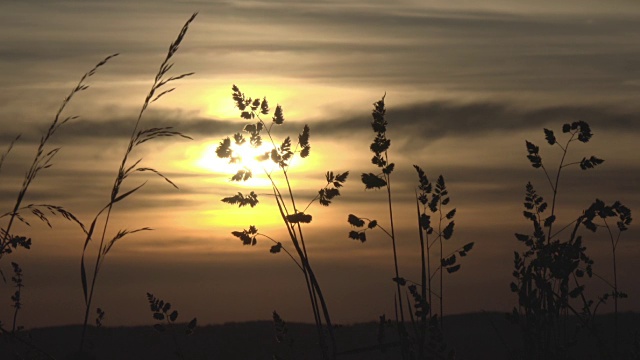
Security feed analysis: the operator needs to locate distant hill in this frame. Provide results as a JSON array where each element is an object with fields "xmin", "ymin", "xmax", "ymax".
[{"xmin": 2, "ymin": 312, "xmax": 639, "ymax": 359}]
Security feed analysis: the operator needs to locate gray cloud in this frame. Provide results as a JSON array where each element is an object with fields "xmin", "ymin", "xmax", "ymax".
[
  {"xmin": 4, "ymin": 100, "xmax": 638, "ymax": 144},
  {"xmin": 313, "ymin": 101, "xmax": 640, "ymax": 142},
  {"xmin": 3, "ymin": 1, "xmax": 640, "ymax": 98}
]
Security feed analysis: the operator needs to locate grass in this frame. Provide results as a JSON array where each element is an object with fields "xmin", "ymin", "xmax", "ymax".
[
  {"xmin": 348, "ymin": 96, "xmax": 473, "ymax": 359},
  {"xmin": 1, "ymin": 12, "xmax": 197, "ymax": 359},
  {"xmin": 0, "ymin": 12, "xmax": 636, "ymax": 360},
  {"xmin": 509, "ymin": 122, "xmax": 633, "ymax": 359},
  {"xmin": 215, "ymin": 84, "xmax": 349, "ymax": 360},
  {"xmin": 0, "ymin": 52, "xmax": 115, "ymax": 266},
  {"xmin": 76, "ymin": 12, "xmax": 197, "ymax": 356},
  {"xmin": 0, "ymin": 50, "xmax": 118, "ymax": 360},
  {"xmin": 146, "ymin": 292, "xmax": 197, "ymax": 359}
]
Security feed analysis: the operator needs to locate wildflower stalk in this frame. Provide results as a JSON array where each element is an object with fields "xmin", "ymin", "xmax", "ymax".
[
  {"xmin": 513, "ymin": 121, "xmax": 630, "ymax": 359},
  {"xmin": 218, "ymin": 85, "xmax": 346, "ymax": 359},
  {"xmin": 358, "ymin": 95, "xmax": 406, "ymax": 325},
  {"xmin": 350, "ymin": 99, "xmax": 468, "ymax": 358}
]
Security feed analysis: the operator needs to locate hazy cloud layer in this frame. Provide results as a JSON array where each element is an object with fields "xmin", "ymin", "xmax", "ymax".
[
  {"xmin": 2, "ymin": 0, "xmax": 640, "ymax": 107},
  {"xmin": 3, "ymin": 101, "xmax": 639, "ymax": 144}
]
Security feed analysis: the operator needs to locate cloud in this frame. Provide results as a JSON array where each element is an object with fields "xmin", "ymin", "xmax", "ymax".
[
  {"xmin": 313, "ymin": 101, "xmax": 640, "ymax": 140},
  {"xmin": 3, "ymin": 1, "xmax": 640, "ymax": 98},
  {"xmin": 4, "ymin": 100, "xmax": 638, "ymax": 145}
]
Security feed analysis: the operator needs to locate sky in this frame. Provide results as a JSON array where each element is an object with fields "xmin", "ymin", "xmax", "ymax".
[{"xmin": 1, "ymin": 0, "xmax": 640, "ymax": 329}]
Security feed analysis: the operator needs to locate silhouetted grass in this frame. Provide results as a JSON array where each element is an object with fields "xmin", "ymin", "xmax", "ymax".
[
  {"xmin": 75, "ymin": 13, "xmax": 197, "ymax": 357},
  {"xmin": 146, "ymin": 292, "xmax": 197, "ymax": 359},
  {"xmin": 0, "ymin": 53, "xmax": 117, "ymax": 359},
  {"xmin": 510, "ymin": 122, "xmax": 633, "ymax": 359},
  {"xmin": 348, "ymin": 96, "xmax": 473, "ymax": 359},
  {"xmin": 0, "ymin": 53, "xmax": 115, "ymax": 267},
  {"xmin": 0, "ymin": 12, "xmax": 199, "ymax": 359},
  {"xmin": 215, "ymin": 84, "xmax": 350, "ymax": 359}
]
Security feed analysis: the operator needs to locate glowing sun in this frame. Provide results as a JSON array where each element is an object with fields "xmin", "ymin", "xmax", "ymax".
[{"xmin": 196, "ymin": 141, "xmax": 279, "ymax": 186}]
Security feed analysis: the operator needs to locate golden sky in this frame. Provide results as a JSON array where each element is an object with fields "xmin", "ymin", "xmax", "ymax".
[{"xmin": 1, "ymin": 0, "xmax": 640, "ymax": 328}]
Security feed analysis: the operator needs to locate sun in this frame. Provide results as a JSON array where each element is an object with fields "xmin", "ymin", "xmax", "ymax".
[
  {"xmin": 229, "ymin": 142, "xmax": 278, "ymax": 175},
  {"xmin": 195, "ymin": 140, "xmax": 279, "ymax": 186}
]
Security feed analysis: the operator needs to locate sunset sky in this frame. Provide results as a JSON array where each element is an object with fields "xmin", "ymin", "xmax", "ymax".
[{"xmin": 1, "ymin": 0, "xmax": 640, "ymax": 329}]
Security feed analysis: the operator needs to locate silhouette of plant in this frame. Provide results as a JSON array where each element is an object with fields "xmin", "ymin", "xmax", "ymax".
[
  {"xmin": 216, "ymin": 85, "xmax": 348, "ymax": 359},
  {"xmin": 9, "ymin": 262, "xmax": 24, "ymax": 334},
  {"xmin": 348, "ymin": 96, "xmax": 470, "ymax": 359},
  {"xmin": 0, "ymin": 52, "xmax": 116, "ymax": 360},
  {"xmin": 95, "ymin": 308, "xmax": 105, "ymax": 329},
  {"xmin": 147, "ymin": 292, "xmax": 197, "ymax": 359},
  {"xmin": 0, "ymin": 262, "xmax": 59, "ymax": 360},
  {"xmin": 0, "ymin": 54, "xmax": 114, "ymax": 270},
  {"xmin": 348, "ymin": 96, "xmax": 407, "ymax": 356},
  {"xmin": 510, "ymin": 121, "xmax": 632, "ymax": 359},
  {"xmin": 272, "ymin": 310, "xmax": 295, "ymax": 360},
  {"xmin": 76, "ymin": 13, "xmax": 197, "ymax": 355}
]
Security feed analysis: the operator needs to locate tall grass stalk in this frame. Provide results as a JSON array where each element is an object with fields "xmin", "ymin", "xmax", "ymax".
[
  {"xmin": 349, "ymin": 97, "xmax": 471, "ymax": 359},
  {"xmin": 0, "ymin": 55, "xmax": 116, "ymax": 266},
  {"xmin": 415, "ymin": 192, "xmax": 428, "ymax": 355},
  {"xmin": 77, "ymin": 13, "xmax": 197, "ymax": 354},
  {"xmin": 356, "ymin": 95, "xmax": 406, "ymax": 328},
  {"xmin": 0, "ymin": 52, "xmax": 116, "ymax": 360},
  {"xmin": 217, "ymin": 85, "xmax": 347, "ymax": 359}
]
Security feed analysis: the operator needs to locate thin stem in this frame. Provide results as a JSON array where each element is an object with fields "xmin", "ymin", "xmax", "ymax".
[
  {"xmin": 547, "ymin": 134, "xmax": 575, "ymax": 243},
  {"xmin": 308, "ymin": 265, "xmax": 337, "ymax": 359},
  {"xmin": 11, "ymin": 307, "xmax": 19, "ymax": 334},
  {"xmin": 279, "ymin": 143, "xmax": 336, "ymax": 359},
  {"xmin": 78, "ymin": 14, "xmax": 196, "ymax": 353},
  {"xmin": 245, "ymin": 95, "xmax": 336, "ymax": 360},
  {"xmin": 272, "ymin": 187, "xmax": 328, "ymax": 359},
  {"xmin": 267, "ymin": 173, "xmax": 323, "ymax": 339},
  {"xmin": 539, "ymin": 164, "xmax": 555, "ymax": 195},
  {"xmin": 438, "ymin": 196, "xmax": 444, "ymax": 328},
  {"xmin": 296, "ymin": 220, "xmax": 323, "ymax": 336},
  {"xmin": 167, "ymin": 318, "xmax": 185, "ymax": 360},
  {"xmin": 0, "ymin": 54, "xmax": 116, "ymax": 260},
  {"xmin": 549, "ymin": 219, "xmax": 579, "ymax": 240},
  {"xmin": 551, "ymin": 286, "xmax": 612, "ymax": 360},
  {"xmin": 11, "ymin": 268, "xmax": 22, "ymax": 333},
  {"xmin": 259, "ymin": 233, "xmax": 304, "ymax": 271},
  {"xmin": 415, "ymin": 195, "xmax": 427, "ymax": 356},
  {"xmin": 430, "ymin": 243, "xmax": 473, "ymax": 281},
  {"xmin": 375, "ymin": 225, "xmax": 393, "ymax": 239},
  {"xmin": 426, "ymin": 230, "xmax": 433, "ymax": 318},
  {"xmin": 79, "ymin": 207, "xmax": 113, "ymax": 352},
  {"xmin": 384, "ymin": 152, "xmax": 405, "ymax": 326},
  {"xmin": 301, "ymin": 180, "xmax": 333, "ymax": 213},
  {"xmin": 604, "ymin": 218, "xmax": 619, "ymax": 358}
]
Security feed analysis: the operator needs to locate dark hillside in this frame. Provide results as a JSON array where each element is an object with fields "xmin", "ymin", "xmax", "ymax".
[{"xmin": 2, "ymin": 312, "xmax": 639, "ymax": 359}]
